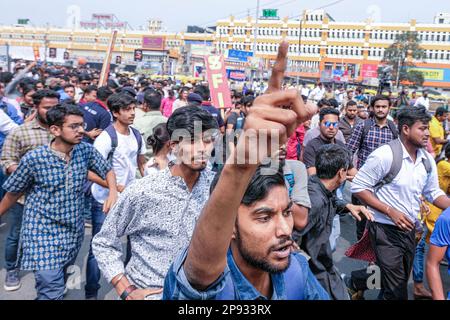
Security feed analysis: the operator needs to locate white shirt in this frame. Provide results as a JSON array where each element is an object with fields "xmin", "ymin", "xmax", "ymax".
[
  {"xmin": 309, "ymin": 87, "xmax": 325, "ymax": 101},
  {"xmin": 0, "ymin": 109, "xmax": 18, "ymax": 135},
  {"xmin": 301, "ymin": 87, "xmax": 310, "ymax": 97},
  {"xmin": 414, "ymin": 97, "xmax": 430, "ymax": 110},
  {"xmin": 75, "ymin": 87, "xmax": 84, "ymax": 103},
  {"xmin": 92, "ymin": 127, "xmax": 146, "ymax": 203},
  {"xmin": 351, "ymin": 141, "xmax": 445, "ymax": 226}
]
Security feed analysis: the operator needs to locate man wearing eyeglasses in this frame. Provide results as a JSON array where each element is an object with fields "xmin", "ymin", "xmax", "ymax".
[
  {"xmin": 0, "ymin": 104, "xmax": 118, "ymax": 300},
  {"xmin": 303, "ymin": 107, "xmax": 357, "ymax": 178}
]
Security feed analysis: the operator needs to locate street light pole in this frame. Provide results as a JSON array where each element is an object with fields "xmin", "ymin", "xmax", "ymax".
[
  {"xmin": 6, "ymin": 42, "xmax": 11, "ymax": 72},
  {"xmin": 297, "ymin": 12, "xmax": 303, "ymax": 85},
  {"xmin": 253, "ymin": 0, "xmax": 260, "ymax": 81}
]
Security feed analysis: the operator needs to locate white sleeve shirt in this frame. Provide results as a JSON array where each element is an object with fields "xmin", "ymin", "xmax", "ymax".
[
  {"xmin": 351, "ymin": 142, "xmax": 445, "ymax": 226},
  {"xmin": 92, "ymin": 127, "xmax": 147, "ymax": 203},
  {"xmin": 0, "ymin": 109, "xmax": 19, "ymax": 135}
]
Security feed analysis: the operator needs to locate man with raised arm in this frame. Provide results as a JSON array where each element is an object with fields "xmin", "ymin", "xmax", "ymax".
[{"xmin": 163, "ymin": 43, "xmax": 328, "ymax": 300}]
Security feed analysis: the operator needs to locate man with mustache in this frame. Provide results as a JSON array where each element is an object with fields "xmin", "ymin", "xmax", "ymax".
[
  {"xmin": 0, "ymin": 104, "xmax": 118, "ymax": 300},
  {"xmin": 92, "ymin": 106, "xmax": 219, "ymax": 300},
  {"xmin": 352, "ymin": 106, "xmax": 450, "ymax": 300},
  {"xmin": 347, "ymin": 95, "xmax": 399, "ymax": 240},
  {"xmin": 163, "ymin": 42, "xmax": 329, "ymax": 300}
]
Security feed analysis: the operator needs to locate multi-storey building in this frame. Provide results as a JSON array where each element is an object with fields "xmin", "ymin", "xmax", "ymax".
[{"xmin": 0, "ymin": 9, "xmax": 449, "ymax": 88}]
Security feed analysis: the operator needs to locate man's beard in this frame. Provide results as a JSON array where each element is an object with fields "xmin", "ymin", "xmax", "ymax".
[
  {"xmin": 59, "ymin": 135, "xmax": 79, "ymax": 147},
  {"xmin": 374, "ymin": 113, "xmax": 387, "ymax": 121},
  {"xmin": 37, "ymin": 112, "xmax": 47, "ymax": 125},
  {"xmin": 235, "ymin": 228, "xmax": 291, "ymax": 274}
]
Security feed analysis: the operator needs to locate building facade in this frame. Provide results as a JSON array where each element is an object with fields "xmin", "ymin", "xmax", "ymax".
[{"xmin": 0, "ymin": 9, "xmax": 449, "ymax": 88}]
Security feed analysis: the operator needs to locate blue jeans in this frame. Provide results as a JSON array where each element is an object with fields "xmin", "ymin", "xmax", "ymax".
[
  {"xmin": 85, "ymin": 197, "xmax": 106, "ymax": 299},
  {"xmin": 34, "ymin": 259, "xmax": 76, "ymax": 300},
  {"xmin": 4, "ymin": 203, "xmax": 24, "ymax": 271},
  {"xmin": 413, "ymin": 230, "xmax": 428, "ymax": 283}
]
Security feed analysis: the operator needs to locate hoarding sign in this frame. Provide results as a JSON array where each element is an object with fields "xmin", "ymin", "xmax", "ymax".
[
  {"xmin": 205, "ymin": 55, "xmax": 232, "ymax": 109},
  {"xmin": 142, "ymin": 36, "xmax": 165, "ymax": 51}
]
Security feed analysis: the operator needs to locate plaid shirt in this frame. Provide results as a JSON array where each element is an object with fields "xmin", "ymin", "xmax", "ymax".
[
  {"xmin": 0, "ymin": 118, "xmax": 52, "ymax": 173},
  {"xmin": 346, "ymin": 119, "xmax": 396, "ymax": 169},
  {"xmin": 2, "ymin": 142, "xmax": 111, "ymax": 270}
]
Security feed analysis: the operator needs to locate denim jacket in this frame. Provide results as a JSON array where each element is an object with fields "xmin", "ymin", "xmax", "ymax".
[{"xmin": 163, "ymin": 248, "xmax": 330, "ymax": 300}]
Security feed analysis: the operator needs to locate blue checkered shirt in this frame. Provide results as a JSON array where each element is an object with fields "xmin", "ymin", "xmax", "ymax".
[
  {"xmin": 347, "ymin": 119, "xmax": 396, "ymax": 169},
  {"xmin": 2, "ymin": 142, "xmax": 111, "ymax": 270}
]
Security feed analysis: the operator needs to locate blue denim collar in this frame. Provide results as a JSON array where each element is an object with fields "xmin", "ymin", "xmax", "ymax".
[{"xmin": 226, "ymin": 249, "xmax": 286, "ymax": 300}]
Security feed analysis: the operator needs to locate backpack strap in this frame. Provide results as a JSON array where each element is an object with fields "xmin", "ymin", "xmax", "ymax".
[
  {"xmin": 360, "ymin": 119, "xmax": 399, "ymax": 147},
  {"xmin": 422, "ymin": 155, "xmax": 432, "ymax": 176},
  {"xmin": 130, "ymin": 126, "xmax": 143, "ymax": 163},
  {"xmin": 374, "ymin": 139, "xmax": 403, "ymax": 193},
  {"xmin": 387, "ymin": 120, "xmax": 399, "ymax": 139},
  {"xmin": 374, "ymin": 139, "xmax": 432, "ymax": 193},
  {"xmin": 359, "ymin": 119, "xmax": 373, "ymax": 147},
  {"xmin": 105, "ymin": 125, "xmax": 118, "ymax": 163}
]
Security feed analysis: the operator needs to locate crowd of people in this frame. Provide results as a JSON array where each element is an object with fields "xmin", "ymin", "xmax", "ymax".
[{"xmin": 0, "ymin": 43, "xmax": 449, "ymax": 301}]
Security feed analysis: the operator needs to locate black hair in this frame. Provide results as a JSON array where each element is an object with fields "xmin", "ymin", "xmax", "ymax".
[
  {"xmin": 35, "ymin": 80, "xmax": 45, "ymax": 89},
  {"xmin": 147, "ymin": 123, "xmax": 170, "ymax": 155},
  {"xmin": 64, "ymin": 84, "xmax": 75, "ymax": 90},
  {"xmin": 0, "ymin": 72, "xmax": 13, "ymax": 84},
  {"xmin": 445, "ymin": 143, "xmax": 450, "ymax": 158},
  {"xmin": 328, "ymin": 98, "xmax": 339, "ymax": 109},
  {"xmin": 397, "ymin": 106, "xmax": 431, "ymax": 134},
  {"xmin": 96, "ymin": 86, "xmax": 113, "ymax": 102},
  {"xmin": 241, "ymin": 95, "xmax": 255, "ymax": 107},
  {"xmin": 78, "ymin": 74, "xmax": 92, "ymax": 83},
  {"xmin": 317, "ymin": 99, "xmax": 332, "ymax": 108},
  {"xmin": 193, "ymin": 85, "xmax": 210, "ymax": 101},
  {"xmin": 144, "ymin": 90, "xmax": 162, "ymax": 111},
  {"xmin": 18, "ymin": 78, "xmax": 36, "ymax": 91},
  {"xmin": 46, "ymin": 104, "xmax": 83, "ymax": 127},
  {"xmin": 166, "ymin": 106, "xmax": 218, "ymax": 139},
  {"xmin": 107, "ymin": 92, "xmax": 137, "ymax": 115},
  {"xmin": 316, "ymin": 144, "xmax": 351, "ymax": 180},
  {"xmin": 370, "ymin": 95, "xmax": 390, "ymax": 108},
  {"xmin": 22, "ymin": 84, "xmax": 36, "ymax": 97},
  {"xmin": 234, "ymin": 92, "xmax": 243, "ymax": 100},
  {"xmin": 107, "ymin": 79, "xmax": 119, "ymax": 90},
  {"xmin": 210, "ymin": 165, "xmax": 286, "ymax": 206},
  {"xmin": 84, "ymin": 85, "xmax": 98, "ymax": 95},
  {"xmin": 435, "ymin": 106, "xmax": 448, "ymax": 117},
  {"xmin": 346, "ymin": 100, "xmax": 358, "ymax": 108},
  {"xmin": 32, "ymin": 89, "xmax": 60, "ymax": 107},
  {"xmin": 319, "ymin": 107, "xmax": 340, "ymax": 123}
]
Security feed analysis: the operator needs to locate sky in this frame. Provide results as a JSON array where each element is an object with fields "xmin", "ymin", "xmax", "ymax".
[{"xmin": 1, "ymin": 0, "xmax": 450, "ymax": 32}]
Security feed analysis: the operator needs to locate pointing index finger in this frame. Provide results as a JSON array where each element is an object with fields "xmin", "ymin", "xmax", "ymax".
[{"xmin": 266, "ymin": 41, "xmax": 289, "ymax": 94}]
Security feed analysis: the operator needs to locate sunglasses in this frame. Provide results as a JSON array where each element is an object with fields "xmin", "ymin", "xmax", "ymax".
[{"xmin": 323, "ymin": 121, "xmax": 339, "ymax": 128}]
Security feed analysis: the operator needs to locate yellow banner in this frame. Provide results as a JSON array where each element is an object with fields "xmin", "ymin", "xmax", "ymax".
[{"xmin": 410, "ymin": 68, "xmax": 444, "ymax": 81}]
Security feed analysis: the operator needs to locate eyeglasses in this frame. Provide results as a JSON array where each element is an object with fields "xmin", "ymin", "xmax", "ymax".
[
  {"xmin": 80, "ymin": 82, "xmax": 90, "ymax": 85},
  {"xmin": 323, "ymin": 121, "xmax": 339, "ymax": 128},
  {"xmin": 64, "ymin": 123, "xmax": 84, "ymax": 131}
]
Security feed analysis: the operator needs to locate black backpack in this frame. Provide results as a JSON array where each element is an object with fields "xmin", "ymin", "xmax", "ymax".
[{"xmin": 104, "ymin": 124, "xmax": 143, "ymax": 164}]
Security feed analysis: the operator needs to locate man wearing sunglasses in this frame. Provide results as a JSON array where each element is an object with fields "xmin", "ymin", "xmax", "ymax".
[{"xmin": 303, "ymin": 108, "xmax": 357, "ymax": 178}]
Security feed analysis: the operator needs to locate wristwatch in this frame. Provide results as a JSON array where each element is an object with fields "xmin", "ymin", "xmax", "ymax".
[{"xmin": 120, "ymin": 285, "xmax": 138, "ymax": 300}]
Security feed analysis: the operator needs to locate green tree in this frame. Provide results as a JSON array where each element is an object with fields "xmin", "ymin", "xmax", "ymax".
[
  {"xmin": 405, "ymin": 69, "xmax": 425, "ymax": 87},
  {"xmin": 382, "ymin": 31, "xmax": 426, "ymax": 88}
]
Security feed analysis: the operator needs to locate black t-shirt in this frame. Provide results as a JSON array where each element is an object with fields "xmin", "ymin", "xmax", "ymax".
[
  {"xmin": 303, "ymin": 135, "xmax": 353, "ymax": 169},
  {"xmin": 226, "ymin": 111, "xmax": 246, "ymax": 130}
]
